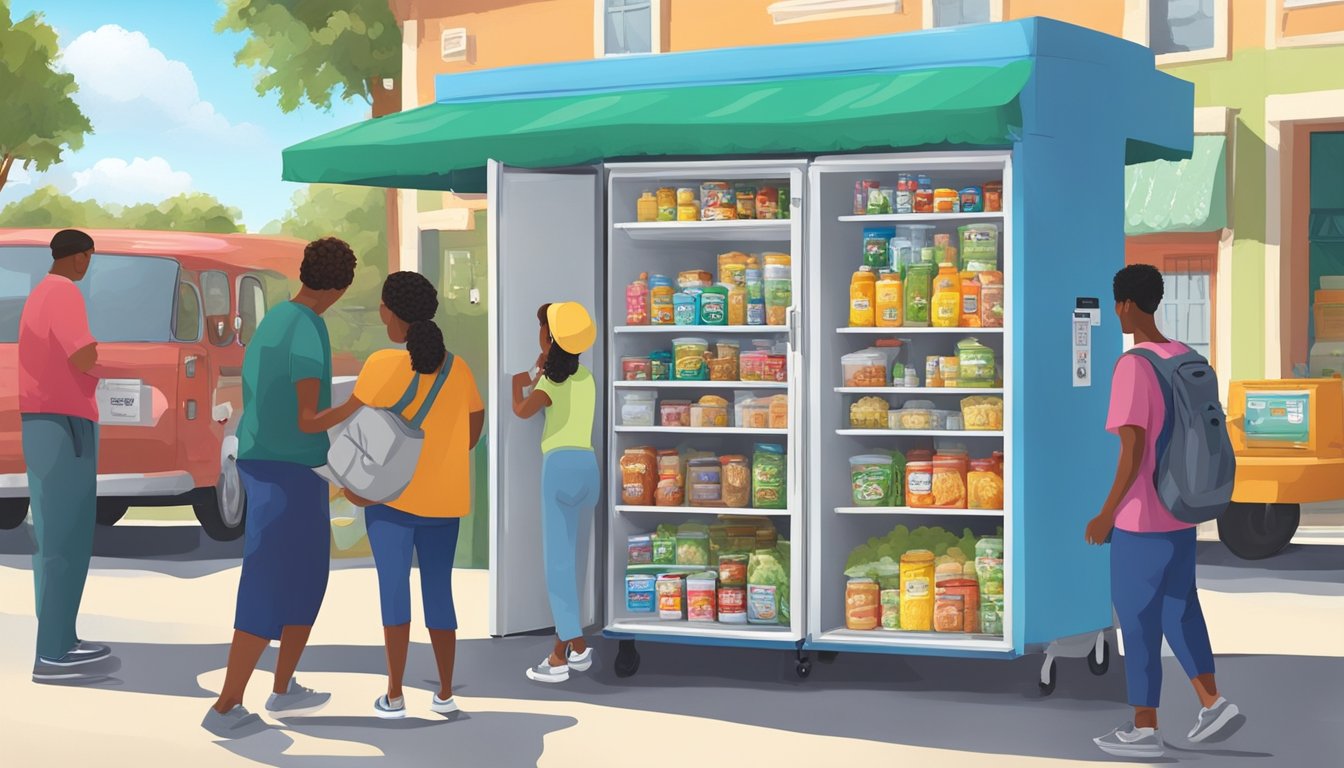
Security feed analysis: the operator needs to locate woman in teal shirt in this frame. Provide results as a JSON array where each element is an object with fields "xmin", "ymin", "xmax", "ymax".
[{"xmin": 512, "ymin": 302, "xmax": 598, "ymax": 684}]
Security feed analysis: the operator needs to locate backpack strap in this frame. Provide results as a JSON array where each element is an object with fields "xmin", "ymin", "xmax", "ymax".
[
  {"xmin": 1125, "ymin": 349, "xmax": 1175, "ymax": 479},
  {"xmin": 407, "ymin": 353, "xmax": 455, "ymax": 430}
]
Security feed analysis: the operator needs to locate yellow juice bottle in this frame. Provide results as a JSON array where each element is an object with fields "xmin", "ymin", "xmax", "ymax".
[
  {"xmin": 931, "ymin": 262, "xmax": 960, "ymax": 328},
  {"xmin": 849, "ymin": 267, "xmax": 877, "ymax": 327},
  {"xmin": 875, "ymin": 270, "xmax": 904, "ymax": 327}
]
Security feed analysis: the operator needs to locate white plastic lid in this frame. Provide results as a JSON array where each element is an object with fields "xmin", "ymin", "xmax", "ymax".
[{"xmin": 849, "ymin": 455, "xmax": 893, "ymax": 465}]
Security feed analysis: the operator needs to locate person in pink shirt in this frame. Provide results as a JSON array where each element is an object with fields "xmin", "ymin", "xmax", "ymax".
[
  {"xmin": 18, "ymin": 229, "xmax": 117, "ymax": 683},
  {"xmin": 1087, "ymin": 264, "xmax": 1244, "ymax": 758}
]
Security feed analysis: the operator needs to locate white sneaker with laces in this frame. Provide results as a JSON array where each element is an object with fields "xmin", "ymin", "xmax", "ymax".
[
  {"xmin": 525, "ymin": 656, "xmax": 570, "ymax": 684},
  {"xmin": 431, "ymin": 694, "xmax": 460, "ymax": 714},
  {"xmin": 1093, "ymin": 722, "xmax": 1164, "ymax": 758},
  {"xmin": 1189, "ymin": 698, "xmax": 1245, "ymax": 743},
  {"xmin": 567, "ymin": 647, "xmax": 593, "ymax": 672}
]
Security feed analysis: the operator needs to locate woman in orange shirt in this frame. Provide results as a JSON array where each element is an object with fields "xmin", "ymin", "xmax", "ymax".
[{"xmin": 344, "ymin": 272, "xmax": 484, "ymax": 719}]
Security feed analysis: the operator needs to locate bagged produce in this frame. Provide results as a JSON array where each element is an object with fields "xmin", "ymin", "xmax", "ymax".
[
  {"xmin": 957, "ymin": 339, "xmax": 997, "ymax": 387},
  {"xmin": 747, "ymin": 548, "xmax": 789, "ymax": 625},
  {"xmin": 751, "ymin": 443, "xmax": 787, "ymax": 509},
  {"xmin": 676, "ymin": 522, "xmax": 711, "ymax": 566}
]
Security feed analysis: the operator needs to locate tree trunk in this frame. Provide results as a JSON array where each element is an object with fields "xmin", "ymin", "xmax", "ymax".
[
  {"xmin": 372, "ymin": 77, "xmax": 405, "ymax": 272},
  {"xmin": 371, "ymin": 77, "xmax": 402, "ymax": 118},
  {"xmin": 0, "ymin": 154, "xmax": 14, "ymax": 197}
]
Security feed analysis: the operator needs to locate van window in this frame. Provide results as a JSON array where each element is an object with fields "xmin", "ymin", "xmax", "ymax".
[
  {"xmin": 200, "ymin": 270, "xmax": 234, "ymax": 346},
  {"xmin": 174, "ymin": 281, "xmax": 202, "ymax": 342},
  {"xmin": 239, "ymin": 275, "xmax": 266, "ymax": 346},
  {"xmin": 0, "ymin": 246, "xmax": 179, "ymax": 343}
]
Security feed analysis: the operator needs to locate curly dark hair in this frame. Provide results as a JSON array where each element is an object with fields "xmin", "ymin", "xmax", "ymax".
[
  {"xmin": 537, "ymin": 303, "xmax": 579, "ymax": 384},
  {"xmin": 1113, "ymin": 264, "xmax": 1164, "ymax": 315},
  {"xmin": 383, "ymin": 271, "xmax": 446, "ymax": 374},
  {"xmin": 300, "ymin": 237, "xmax": 357, "ymax": 291}
]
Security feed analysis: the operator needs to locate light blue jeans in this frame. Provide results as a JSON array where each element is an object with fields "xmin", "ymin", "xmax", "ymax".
[{"xmin": 541, "ymin": 448, "xmax": 599, "ymax": 642}]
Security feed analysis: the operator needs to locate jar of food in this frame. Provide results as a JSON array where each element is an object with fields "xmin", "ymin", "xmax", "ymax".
[
  {"xmin": 686, "ymin": 572, "xmax": 718, "ymax": 622},
  {"xmin": 673, "ymin": 337, "xmax": 709, "ymax": 381},
  {"xmin": 937, "ymin": 578, "xmax": 981, "ymax": 633},
  {"xmin": 756, "ymin": 187, "xmax": 779, "ymax": 220},
  {"xmin": 906, "ymin": 459, "xmax": 934, "ymax": 508},
  {"xmin": 914, "ymin": 175, "xmax": 934, "ymax": 214},
  {"xmin": 741, "ymin": 400, "xmax": 770, "ymax": 429},
  {"xmin": 849, "ymin": 268, "xmax": 878, "ymax": 327},
  {"xmin": 626, "ymin": 272, "xmax": 649, "ymax": 325},
  {"xmin": 657, "ymin": 574, "xmax": 685, "ymax": 619},
  {"xmin": 854, "ymin": 180, "xmax": 880, "ymax": 216},
  {"xmin": 720, "ymin": 455, "xmax": 751, "ymax": 508},
  {"xmin": 636, "ymin": 191, "xmax": 657, "ymax": 222},
  {"xmin": 983, "ymin": 181, "xmax": 1003, "ymax": 212},
  {"xmin": 650, "ymin": 275, "xmax": 675, "ymax": 324},
  {"xmin": 763, "ymin": 252, "xmax": 791, "ymax": 326},
  {"xmin": 719, "ymin": 553, "xmax": 748, "ymax": 586},
  {"xmin": 899, "ymin": 550, "xmax": 936, "ymax": 631},
  {"xmin": 621, "ymin": 356, "xmax": 652, "ymax": 381},
  {"xmin": 656, "ymin": 187, "xmax": 677, "ymax": 221},
  {"xmin": 850, "ymin": 454, "xmax": 894, "ymax": 507},
  {"xmin": 845, "ymin": 578, "xmax": 880, "ymax": 630},
  {"xmin": 932, "ymin": 453, "xmax": 968, "ymax": 509},
  {"xmin": 655, "ymin": 474, "xmax": 684, "ymax": 507},
  {"xmin": 968, "ymin": 458, "xmax": 1004, "ymax": 511},
  {"xmin": 678, "ymin": 201, "xmax": 699, "ymax": 221},
  {"xmin": 677, "ymin": 187, "xmax": 696, "ymax": 205},
  {"xmin": 659, "ymin": 400, "xmax": 691, "ymax": 427},
  {"xmin": 735, "ymin": 185, "xmax": 756, "ymax": 219},
  {"xmin": 719, "ymin": 586, "xmax": 747, "ymax": 623},
  {"xmin": 620, "ymin": 391, "xmax": 656, "ymax": 427},
  {"xmin": 933, "ymin": 592, "xmax": 965, "ymax": 633},
  {"xmin": 933, "ymin": 188, "xmax": 960, "ymax": 213},
  {"xmin": 767, "ymin": 396, "xmax": 788, "ymax": 429}
]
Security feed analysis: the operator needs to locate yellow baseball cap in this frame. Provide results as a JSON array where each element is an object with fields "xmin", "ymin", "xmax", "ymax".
[{"xmin": 546, "ymin": 302, "xmax": 596, "ymax": 355}]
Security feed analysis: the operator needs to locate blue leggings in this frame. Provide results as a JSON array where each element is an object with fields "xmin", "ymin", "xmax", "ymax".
[
  {"xmin": 1111, "ymin": 527, "xmax": 1215, "ymax": 708},
  {"xmin": 365, "ymin": 505, "xmax": 461, "ymax": 630},
  {"xmin": 541, "ymin": 449, "xmax": 599, "ymax": 642}
]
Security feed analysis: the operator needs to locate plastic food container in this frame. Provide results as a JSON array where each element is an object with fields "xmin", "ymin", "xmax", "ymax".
[
  {"xmin": 741, "ymin": 400, "xmax": 770, "ymax": 429},
  {"xmin": 676, "ymin": 530, "xmax": 711, "ymax": 565},
  {"xmin": 686, "ymin": 572, "xmax": 718, "ymax": 622},
  {"xmin": 740, "ymin": 351, "xmax": 768, "ymax": 381},
  {"xmin": 690, "ymin": 401, "xmax": 728, "ymax": 428},
  {"xmin": 842, "ymin": 350, "xmax": 888, "ymax": 388},
  {"xmin": 628, "ymin": 534, "xmax": 653, "ymax": 565},
  {"xmin": 627, "ymin": 574, "xmax": 656, "ymax": 613},
  {"xmin": 673, "ymin": 293, "xmax": 699, "ymax": 325},
  {"xmin": 850, "ymin": 455, "xmax": 894, "ymax": 507},
  {"xmin": 890, "ymin": 407, "xmax": 953, "ymax": 431},
  {"xmin": 673, "ymin": 337, "xmax": 709, "ymax": 381},
  {"xmin": 621, "ymin": 356, "xmax": 651, "ymax": 381},
  {"xmin": 846, "ymin": 578, "xmax": 880, "ymax": 630},
  {"xmin": 620, "ymin": 391, "xmax": 656, "ymax": 427},
  {"xmin": 659, "ymin": 400, "xmax": 691, "ymax": 427},
  {"xmin": 657, "ymin": 574, "xmax": 685, "ymax": 619}
]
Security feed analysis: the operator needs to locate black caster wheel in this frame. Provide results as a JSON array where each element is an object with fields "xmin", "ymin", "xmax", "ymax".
[
  {"xmin": 1089, "ymin": 640, "xmax": 1111, "ymax": 676},
  {"xmin": 796, "ymin": 660, "xmax": 812, "ymax": 679},
  {"xmin": 614, "ymin": 640, "xmax": 640, "ymax": 679},
  {"xmin": 1039, "ymin": 660, "xmax": 1057, "ymax": 696},
  {"xmin": 818, "ymin": 651, "xmax": 839, "ymax": 664}
]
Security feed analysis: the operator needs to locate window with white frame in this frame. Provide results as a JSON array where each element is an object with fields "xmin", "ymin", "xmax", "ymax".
[
  {"xmin": 601, "ymin": 0, "xmax": 654, "ymax": 56},
  {"xmin": 1157, "ymin": 257, "xmax": 1214, "ymax": 361},
  {"xmin": 931, "ymin": 0, "xmax": 992, "ymax": 27},
  {"xmin": 1149, "ymin": 0, "xmax": 1216, "ymax": 55}
]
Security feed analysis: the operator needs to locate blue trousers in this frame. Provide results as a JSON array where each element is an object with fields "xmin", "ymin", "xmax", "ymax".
[
  {"xmin": 233, "ymin": 460, "xmax": 330, "ymax": 640},
  {"xmin": 365, "ymin": 505, "xmax": 461, "ymax": 630},
  {"xmin": 541, "ymin": 449, "xmax": 599, "ymax": 642},
  {"xmin": 22, "ymin": 414, "xmax": 98, "ymax": 660},
  {"xmin": 1111, "ymin": 527, "xmax": 1216, "ymax": 708}
]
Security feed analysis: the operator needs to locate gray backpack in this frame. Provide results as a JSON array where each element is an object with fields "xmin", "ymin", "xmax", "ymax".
[
  {"xmin": 323, "ymin": 354, "xmax": 452, "ymax": 504},
  {"xmin": 1127, "ymin": 347, "xmax": 1236, "ymax": 524}
]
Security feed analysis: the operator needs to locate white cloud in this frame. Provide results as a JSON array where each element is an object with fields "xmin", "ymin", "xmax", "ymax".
[
  {"xmin": 68, "ymin": 157, "xmax": 193, "ymax": 205},
  {"xmin": 7, "ymin": 165, "xmax": 32, "ymax": 187},
  {"xmin": 61, "ymin": 25, "xmax": 263, "ymax": 146}
]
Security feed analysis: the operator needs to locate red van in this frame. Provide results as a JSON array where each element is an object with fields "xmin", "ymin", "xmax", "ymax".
[{"xmin": 0, "ymin": 229, "xmax": 313, "ymax": 540}]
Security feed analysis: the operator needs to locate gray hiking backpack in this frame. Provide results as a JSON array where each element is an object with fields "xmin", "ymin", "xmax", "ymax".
[{"xmin": 1126, "ymin": 347, "xmax": 1236, "ymax": 524}]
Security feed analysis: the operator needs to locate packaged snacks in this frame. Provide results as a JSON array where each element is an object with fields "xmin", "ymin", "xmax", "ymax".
[
  {"xmin": 652, "ymin": 533, "xmax": 676, "ymax": 564},
  {"xmin": 636, "ymin": 191, "xmax": 657, "ymax": 222},
  {"xmin": 727, "ymin": 283, "xmax": 747, "ymax": 326},
  {"xmin": 940, "ymin": 356, "xmax": 960, "ymax": 388},
  {"xmin": 891, "ymin": 404, "xmax": 951, "ymax": 431},
  {"xmin": 673, "ymin": 293, "xmax": 698, "ymax": 325},
  {"xmin": 763, "ymin": 252, "xmax": 791, "ymax": 326},
  {"xmin": 719, "ymin": 586, "xmax": 747, "ymax": 623},
  {"xmin": 876, "ymin": 271, "xmax": 904, "ymax": 327},
  {"xmin": 626, "ymin": 272, "xmax": 649, "ymax": 325},
  {"xmin": 677, "ymin": 523, "xmax": 711, "ymax": 566},
  {"xmin": 747, "ymin": 548, "xmax": 788, "ymax": 625},
  {"xmin": 763, "ymin": 354, "xmax": 788, "ymax": 382},
  {"xmin": 687, "ymin": 572, "xmax": 718, "ymax": 622},
  {"xmin": 849, "ymin": 396, "xmax": 890, "ymax": 429},
  {"xmin": 756, "ymin": 187, "xmax": 779, "ymax": 220},
  {"xmin": 700, "ymin": 182, "xmax": 734, "ymax": 220},
  {"xmin": 699, "ymin": 285, "xmax": 729, "ymax": 326},
  {"xmin": 968, "ymin": 458, "xmax": 1004, "ymax": 510},
  {"xmin": 678, "ymin": 202, "xmax": 699, "ymax": 221},
  {"xmin": 628, "ymin": 534, "xmax": 653, "ymax": 565},
  {"xmin": 849, "ymin": 268, "xmax": 877, "ymax": 327},
  {"xmin": 745, "ymin": 256, "xmax": 765, "ymax": 325},
  {"xmin": 691, "ymin": 395, "xmax": 729, "ymax": 428},
  {"xmin": 958, "ymin": 224, "xmax": 999, "ymax": 273},
  {"xmin": 934, "ymin": 592, "xmax": 966, "ymax": 632},
  {"xmin": 933, "ymin": 188, "xmax": 959, "ymax": 213},
  {"xmin": 850, "ymin": 455, "xmax": 894, "ymax": 507},
  {"xmin": 977, "ymin": 271, "xmax": 1004, "ymax": 328},
  {"xmin": 673, "ymin": 337, "xmax": 709, "ymax": 381},
  {"xmin": 650, "ymin": 275, "xmax": 674, "ymax": 324},
  {"xmin": 620, "ymin": 391, "xmax": 656, "ymax": 427},
  {"xmin": 627, "ymin": 574, "xmax": 656, "ymax": 613},
  {"xmin": 932, "ymin": 453, "xmax": 968, "ymax": 509},
  {"xmin": 957, "ymin": 339, "xmax": 997, "ymax": 387},
  {"xmin": 751, "ymin": 443, "xmax": 786, "ymax": 509},
  {"xmin": 975, "ymin": 537, "xmax": 1004, "ymax": 597},
  {"xmin": 719, "ymin": 553, "xmax": 748, "ymax": 586},
  {"xmin": 906, "ymin": 458, "xmax": 934, "ymax": 507},
  {"xmin": 620, "ymin": 448, "xmax": 656, "ymax": 505},
  {"xmin": 688, "ymin": 457, "xmax": 722, "ymax": 507},
  {"xmin": 863, "ymin": 228, "xmax": 895, "ymax": 269},
  {"xmin": 981, "ymin": 595, "xmax": 1005, "ymax": 636},
  {"xmin": 846, "ymin": 578, "xmax": 880, "ymax": 630},
  {"xmin": 939, "ymin": 578, "xmax": 981, "ymax": 633},
  {"xmin": 621, "ymin": 356, "xmax": 651, "ymax": 381},
  {"xmin": 854, "ymin": 180, "xmax": 880, "ymax": 215},
  {"xmin": 721, "ymin": 455, "xmax": 751, "ymax": 508},
  {"xmin": 961, "ymin": 271, "xmax": 982, "ymax": 328},
  {"xmin": 899, "ymin": 549, "xmax": 936, "ymax": 631},
  {"xmin": 983, "ymin": 181, "xmax": 1003, "ymax": 212},
  {"xmin": 650, "ymin": 350, "xmax": 672, "ymax": 380},
  {"xmin": 958, "ymin": 186, "xmax": 984, "ymax": 213},
  {"xmin": 842, "ymin": 350, "xmax": 888, "ymax": 387},
  {"xmin": 657, "ymin": 574, "xmax": 685, "ymax": 619},
  {"xmin": 767, "ymin": 395, "xmax": 789, "ymax": 430},
  {"xmin": 735, "ymin": 185, "xmax": 756, "ymax": 219},
  {"xmin": 962, "ymin": 396, "xmax": 1004, "ymax": 431},
  {"xmin": 904, "ymin": 263, "xmax": 933, "ymax": 327},
  {"xmin": 660, "ymin": 400, "xmax": 691, "ymax": 427},
  {"xmin": 656, "ymin": 188, "xmax": 677, "ymax": 221},
  {"xmin": 740, "ymin": 399, "xmax": 770, "ymax": 429},
  {"xmin": 880, "ymin": 585, "xmax": 901, "ymax": 630},
  {"xmin": 713, "ymin": 339, "xmax": 740, "ymax": 378}
]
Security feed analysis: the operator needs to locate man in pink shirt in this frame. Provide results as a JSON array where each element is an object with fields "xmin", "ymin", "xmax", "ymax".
[
  {"xmin": 1087, "ymin": 264, "xmax": 1244, "ymax": 758},
  {"xmin": 18, "ymin": 229, "xmax": 116, "ymax": 682}
]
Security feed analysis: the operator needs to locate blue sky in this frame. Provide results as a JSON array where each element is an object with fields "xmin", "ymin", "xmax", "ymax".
[{"xmin": 4, "ymin": 0, "xmax": 371, "ymax": 231}]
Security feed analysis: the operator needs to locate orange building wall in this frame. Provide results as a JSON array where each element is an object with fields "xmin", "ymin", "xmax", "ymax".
[
  {"xmin": 667, "ymin": 0, "xmax": 920, "ymax": 51},
  {"xmin": 1005, "ymin": 0, "xmax": 1122, "ymax": 34},
  {"xmin": 1282, "ymin": 2, "xmax": 1344, "ymax": 39}
]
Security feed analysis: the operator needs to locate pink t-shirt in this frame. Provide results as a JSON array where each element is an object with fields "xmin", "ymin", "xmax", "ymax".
[
  {"xmin": 1106, "ymin": 341, "xmax": 1197, "ymax": 533},
  {"xmin": 18, "ymin": 274, "xmax": 99, "ymax": 422}
]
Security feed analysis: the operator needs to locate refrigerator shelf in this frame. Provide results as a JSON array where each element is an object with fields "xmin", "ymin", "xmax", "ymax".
[
  {"xmin": 834, "ymin": 387, "xmax": 1004, "ymax": 395},
  {"xmin": 614, "ymin": 220, "xmax": 791, "ymax": 242},
  {"xmin": 607, "ymin": 617, "xmax": 797, "ymax": 642},
  {"xmin": 813, "ymin": 628, "xmax": 1012, "ymax": 654},
  {"xmin": 837, "ymin": 213, "xmax": 1006, "ymax": 224},
  {"xmin": 622, "ymin": 564, "xmax": 719, "ymax": 575},
  {"xmin": 617, "ymin": 505, "xmax": 792, "ymax": 517},
  {"xmin": 616, "ymin": 426, "xmax": 789, "ymax": 435},
  {"xmin": 834, "ymin": 506, "xmax": 1005, "ymax": 517},
  {"xmin": 835, "ymin": 429, "xmax": 1004, "ymax": 438},
  {"xmin": 615, "ymin": 325, "xmax": 789, "ymax": 334},
  {"xmin": 835, "ymin": 327, "xmax": 1004, "ymax": 335},
  {"xmin": 615, "ymin": 380, "xmax": 789, "ymax": 390}
]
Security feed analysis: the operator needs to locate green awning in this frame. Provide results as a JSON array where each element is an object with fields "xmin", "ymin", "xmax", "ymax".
[
  {"xmin": 1124, "ymin": 135, "xmax": 1227, "ymax": 236},
  {"xmin": 282, "ymin": 61, "xmax": 1031, "ymax": 192}
]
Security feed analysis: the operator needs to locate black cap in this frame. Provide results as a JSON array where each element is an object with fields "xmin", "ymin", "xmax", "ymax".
[{"xmin": 50, "ymin": 229, "xmax": 95, "ymax": 260}]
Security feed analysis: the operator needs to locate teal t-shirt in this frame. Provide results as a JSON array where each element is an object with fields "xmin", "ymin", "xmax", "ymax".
[{"xmin": 236, "ymin": 301, "xmax": 332, "ymax": 466}]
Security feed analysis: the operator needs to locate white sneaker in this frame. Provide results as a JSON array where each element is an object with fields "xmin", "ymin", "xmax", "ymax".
[
  {"xmin": 567, "ymin": 647, "xmax": 593, "ymax": 672},
  {"xmin": 431, "ymin": 694, "xmax": 460, "ymax": 715},
  {"xmin": 373, "ymin": 694, "xmax": 406, "ymax": 720},
  {"xmin": 1188, "ymin": 698, "xmax": 1245, "ymax": 743},
  {"xmin": 1094, "ymin": 722, "xmax": 1164, "ymax": 758},
  {"xmin": 525, "ymin": 657, "xmax": 570, "ymax": 684}
]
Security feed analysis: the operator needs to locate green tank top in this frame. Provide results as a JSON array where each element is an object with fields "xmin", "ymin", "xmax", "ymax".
[{"xmin": 535, "ymin": 366, "xmax": 595, "ymax": 454}]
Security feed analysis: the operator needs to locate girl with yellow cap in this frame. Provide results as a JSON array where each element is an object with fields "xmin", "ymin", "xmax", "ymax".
[{"xmin": 512, "ymin": 301, "xmax": 599, "ymax": 684}]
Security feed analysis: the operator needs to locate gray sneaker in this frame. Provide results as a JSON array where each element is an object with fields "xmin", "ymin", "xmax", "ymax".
[
  {"xmin": 525, "ymin": 656, "xmax": 570, "ymax": 684},
  {"xmin": 202, "ymin": 705, "xmax": 266, "ymax": 739},
  {"xmin": 265, "ymin": 679, "xmax": 331, "ymax": 718},
  {"xmin": 1094, "ymin": 723, "xmax": 1164, "ymax": 758},
  {"xmin": 373, "ymin": 694, "xmax": 406, "ymax": 720},
  {"xmin": 1188, "ymin": 698, "xmax": 1245, "ymax": 743},
  {"xmin": 37, "ymin": 642, "xmax": 112, "ymax": 667}
]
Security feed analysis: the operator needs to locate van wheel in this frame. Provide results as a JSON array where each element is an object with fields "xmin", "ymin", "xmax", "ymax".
[
  {"xmin": 96, "ymin": 500, "xmax": 130, "ymax": 526},
  {"xmin": 193, "ymin": 458, "xmax": 246, "ymax": 542},
  {"xmin": 0, "ymin": 499, "xmax": 28, "ymax": 530},
  {"xmin": 1218, "ymin": 502, "xmax": 1300, "ymax": 561}
]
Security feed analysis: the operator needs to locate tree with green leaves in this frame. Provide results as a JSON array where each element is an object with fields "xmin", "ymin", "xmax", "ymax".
[
  {"xmin": 216, "ymin": 1, "xmax": 402, "ymax": 117},
  {"xmin": 0, "ymin": 2, "xmax": 94, "ymax": 196},
  {"xmin": 0, "ymin": 187, "xmax": 244, "ymax": 233}
]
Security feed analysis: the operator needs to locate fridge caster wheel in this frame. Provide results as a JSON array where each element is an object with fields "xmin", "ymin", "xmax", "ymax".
[
  {"xmin": 796, "ymin": 659, "xmax": 812, "ymax": 679},
  {"xmin": 1089, "ymin": 635, "xmax": 1111, "ymax": 676},
  {"xmin": 614, "ymin": 640, "xmax": 640, "ymax": 679},
  {"xmin": 1039, "ymin": 658, "xmax": 1057, "ymax": 696}
]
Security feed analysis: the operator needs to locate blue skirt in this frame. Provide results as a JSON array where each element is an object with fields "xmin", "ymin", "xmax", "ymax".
[{"xmin": 233, "ymin": 460, "xmax": 331, "ymax": 640}]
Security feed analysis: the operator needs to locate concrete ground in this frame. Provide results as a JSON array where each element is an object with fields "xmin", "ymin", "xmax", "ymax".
[{"xmin": 0, "ymin": 518, "xmax": 1340, "ymax": 768}]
